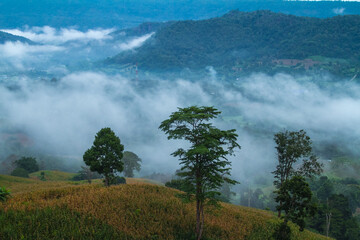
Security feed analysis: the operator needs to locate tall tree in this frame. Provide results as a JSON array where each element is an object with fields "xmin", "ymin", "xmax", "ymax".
[
  {"xmin": 159, "ymin": 106, "xmax": 240, "ymax": 240},
  {"xmin": 122, "ymin": 151, "xmax": 142, "ymax": 178},
  {"xmin": 83, "ymin": 127, "xmax": 124, "ymax": 186},
  {"xmin": 272, "ymin": 130, "xmax": 322, "ymax": 217}
]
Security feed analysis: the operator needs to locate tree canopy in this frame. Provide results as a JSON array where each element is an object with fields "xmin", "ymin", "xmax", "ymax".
[
  {"xmin": 83, "ymin": 127, "xmax": 124, "ymax": 186},
  {"xmin": 14, "ymin": 157, "xmax": 39, "ymax": 173}
]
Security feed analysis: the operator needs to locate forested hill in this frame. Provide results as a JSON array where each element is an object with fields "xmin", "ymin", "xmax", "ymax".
[
  {"xmin": 0, "ymin": 31, "xmax": 33, "ymax": 44},
  {"xmin": 107, "ymin": 10, "xmax": 360, "ymax": 73}
]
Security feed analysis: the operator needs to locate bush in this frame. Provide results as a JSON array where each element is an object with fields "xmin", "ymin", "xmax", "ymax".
[
  {"xmin": 10, "ymin": 168, "xmax": 29, "ymax": 178},
  {"xmin": 273, "ymin": 222, "xmax": 291, "ymax": 240},
  {"xmin": 165, "ymin": 179, "xmax": 188, "ymax": 192},
  {"xmin": 0, "ymin": 186, "xmax": 11, "ymax": 202},
  {"xmin": 110, "ymin": 176, "xmax": 126, "ymax": 185},
  {"xmin": 14, "ymin": 157, "xmax": 39, "ymax": 173}
]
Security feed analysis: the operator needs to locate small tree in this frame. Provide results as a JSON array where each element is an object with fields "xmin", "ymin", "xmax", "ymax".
[
  {"xmin": 275, "ymin": 176, "xmax": 317, "ymax": 233},
  {"xmin": 122, "ymin": 151, "xmax": 142, "ymax": 177},
  {"xmin": 83, "ymin": 127, "xmax": 124, "ymax": 186},
  {"xmin": 272, "ymin": 130, "xmax": 322, "ymax": 217},
  {"xmin": 159, "ymin": 106, "xmax": 240, "ymax": 240},
  {"xmin": 14, "ymin": 157, "xmax": 39, "ymax": 173}
]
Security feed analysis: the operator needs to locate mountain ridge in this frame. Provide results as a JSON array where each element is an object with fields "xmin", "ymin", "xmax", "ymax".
[{"xmin": 107, "ymin": 10, "xmax": 360, "ymax": 76}]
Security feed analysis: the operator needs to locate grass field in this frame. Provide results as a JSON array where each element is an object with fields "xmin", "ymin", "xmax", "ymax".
[
  {"xmin": 29, "ymin": 170, "xmax": 77, "ymax": 181},
  {"xmin": 0, "ymin": 173, "xmax": 332, "ymax": 240}
]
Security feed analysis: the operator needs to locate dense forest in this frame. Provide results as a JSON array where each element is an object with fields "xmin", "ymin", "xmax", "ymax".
[{"xmin": 108, "ymin": 10, "xmax": 360, "ymax": 76}]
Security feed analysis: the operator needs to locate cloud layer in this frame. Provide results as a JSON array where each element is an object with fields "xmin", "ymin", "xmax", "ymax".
[
  {"xmin": 1, "ymin": 71, "xmax": 359, "ymax": 180},
  {"xmin": 1, "ymin": 26, "xmax": 114, "ymax": 44}
]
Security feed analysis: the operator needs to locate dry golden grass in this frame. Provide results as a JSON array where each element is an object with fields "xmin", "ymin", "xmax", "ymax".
[{"xmin": 1, "ymin": 180, "xmax": 332, "ymax": 240}]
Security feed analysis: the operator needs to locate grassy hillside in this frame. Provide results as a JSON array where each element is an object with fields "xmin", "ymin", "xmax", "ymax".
[
  {"xmin": 29, "ymin": 170, "xmax": 77, "ymax": 181},
  {"xmin": 0, "ymin": 175, "xmax": 331, "ymax": 240},
  {"xmin": 0, "ymin": 174, "xmax": 90, "ymax": 194}
]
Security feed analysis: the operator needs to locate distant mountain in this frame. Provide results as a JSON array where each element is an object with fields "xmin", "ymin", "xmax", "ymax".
[
  {"xmin": 0, "ymin": 0, "xmax": 360, "ymax": 29},
  {"xmin": 107, "ymin": 10, "xmax": 360, "ymax": 76},
  {"xmin": 0, "ymin": 30, "xmax": 33, "ymax": 44}
]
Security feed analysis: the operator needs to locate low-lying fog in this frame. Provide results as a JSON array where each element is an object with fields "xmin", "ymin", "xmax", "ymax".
[{"xmin": 1, "ymin": 26, "xmax": 359, "ymax": 182}]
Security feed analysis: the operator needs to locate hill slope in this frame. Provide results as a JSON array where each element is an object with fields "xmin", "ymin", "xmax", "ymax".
[
  {"xmin": 108, "ymin": 10, "xmax": 360, "ymax": 75},
  {"xmin": 0, "ymin": 177, "xmax": 331, "ymax": 240},
  {"xmin": 0, "ymin": 31, "xmax": 33, "ymax": 44}
]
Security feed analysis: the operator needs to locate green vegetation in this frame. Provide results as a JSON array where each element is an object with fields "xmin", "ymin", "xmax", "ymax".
[
  {"xmin": 276, "ymin": 176, "xmax": 316, "ymax": 232},
  {"xmin": 159, "ymin": 106, "xmax": 240, "ymax": 240},
  {"xmin": 0, "ymin": 178, "xmax": 330, "ymax": 240},
  {"xmin": 109, "ymin": 10, "xmax": 360, "ymax": 77},
  {"xmin": 83, "ymin": 127, "xmax": 124, "ymax": 186},
  {"xmin": 30, "ymin": 170, "xmax": 76, "ymax": 181},
  {"xmin": 72, "ymin": 166, "xmax": 102, "ymax": 183},
  {"xmin": 0, "ymin": 207, "xmax": 131, "ymax": 240},
  {"xmin": 122, "ymin": 151, "xmax": 142, "ymax": 178},
  {"xmin": 308, "ymin": 176, "xmax": 360, "ymax": 239},
  {"xmin": 0, "ymin": 186, "xmax": 10, "ymax": 202},
  {"xmin": 14, "ymin": 157, "xmax": 39, "ymax": 173},
  {"xmin": 10, "ymin": 168, "xmax": 29, "ymax": 178}
]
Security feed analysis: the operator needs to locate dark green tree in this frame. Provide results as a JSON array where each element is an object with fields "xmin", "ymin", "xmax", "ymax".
[
  {"xmin": 159, "ymin": 106, "xmax": 240, "ymax": 240},
  {"xmin": 122, "ymin": 151, "xmax": 142, "ymax": 178},
  {"xmin": 275, "ymin": 176, "xmax": 317, "ymax": 233},
  {"xmin": 273, "ymin": 130, "xmax": 322, "ymax": 217},
  {"xmin": 10, "ymin": 168, "xmax": 29, "ymax": 178},
  {"xmin": 14, "ymin": 157, "xmax": 39, "ymax": 173},
  {"xmin": 83, "ymin": 128, "xmax": 124, "ymax": 186}
]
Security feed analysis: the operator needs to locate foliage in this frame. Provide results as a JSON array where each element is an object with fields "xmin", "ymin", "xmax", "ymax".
[
  {"xmin": 122, "ymin": 151, "xmax": 142, "ymax": 178},
  {"xmin": 14, "ymin": 156, "xmax": 39, "ymax": 173},
  {"xmin": 0, "ymin": 186, "xmax": 10, "ymax": 202},
  {"xmin": 273, "ymin": 222, "xmax": 292, "ymax": 240},
  {"xmin": 159, "ymin": 106, "xmax": 240, "ymax": 240},
  {"xmin": 72, "ymin": 166, "xmax": 102, "ymax": 183},
  {"xmin": 275, "ymin": 176, "xmax": 317, "ymax": 232},
  {"xmin": 40, "ymin": 171, "xmax": 46, "ymax": 181},
  {"xmin": 111, "ymin": 176, "xmax": 126, "ymax": 185},
  {"xmin": 272, "ymin": 130, "xmax": 322, "ymax": 190},
  {"xmin": 83, "ymin": 127, "xmax": 124, "ymax": 186},
  {"xmin": 10, "ymin": 168, "xmax": 29, "ymax": 178},
  {"xmin": 110, "ymin": 10, "xmax": 360, "ymax": 75},
  {"xmin": 308, "ymin": 186, "xmax": 360, "ymax": 240},
  {"xmin": 165, "ymin": 179, "xmax": 189, "ymax": 192}
]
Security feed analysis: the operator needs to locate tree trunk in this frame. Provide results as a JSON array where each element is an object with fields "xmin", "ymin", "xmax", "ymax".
[
  {"xmin": 199, "ymin": 203, "xmax": 204, "ymax": 240},
  {"xmin": 277, "ymin": 202, "xmax": 282, "ymax": 217},
  {"xmin": 196, "ymin": 199, "xmax": 201, "ymax": 240},
  {"xmin": 325, "ymin": 198, "xmax": 331, "ymax": 237},
  {"xmin": 104, "ymin": 175, "xmax": 109, "ymax": 186}
]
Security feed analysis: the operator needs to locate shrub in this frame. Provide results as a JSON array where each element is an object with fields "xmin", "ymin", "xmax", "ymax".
[
  {"xmin": 0, "ymin": 186, "xmax": 11, "ymax": 202},
  {"xmin": 11, "ymin": 168, "xmax": 29, "ymax": 178},
  {"xmin": 110, "ymin": 176, "xmax": 126, "ymax": 185}
]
